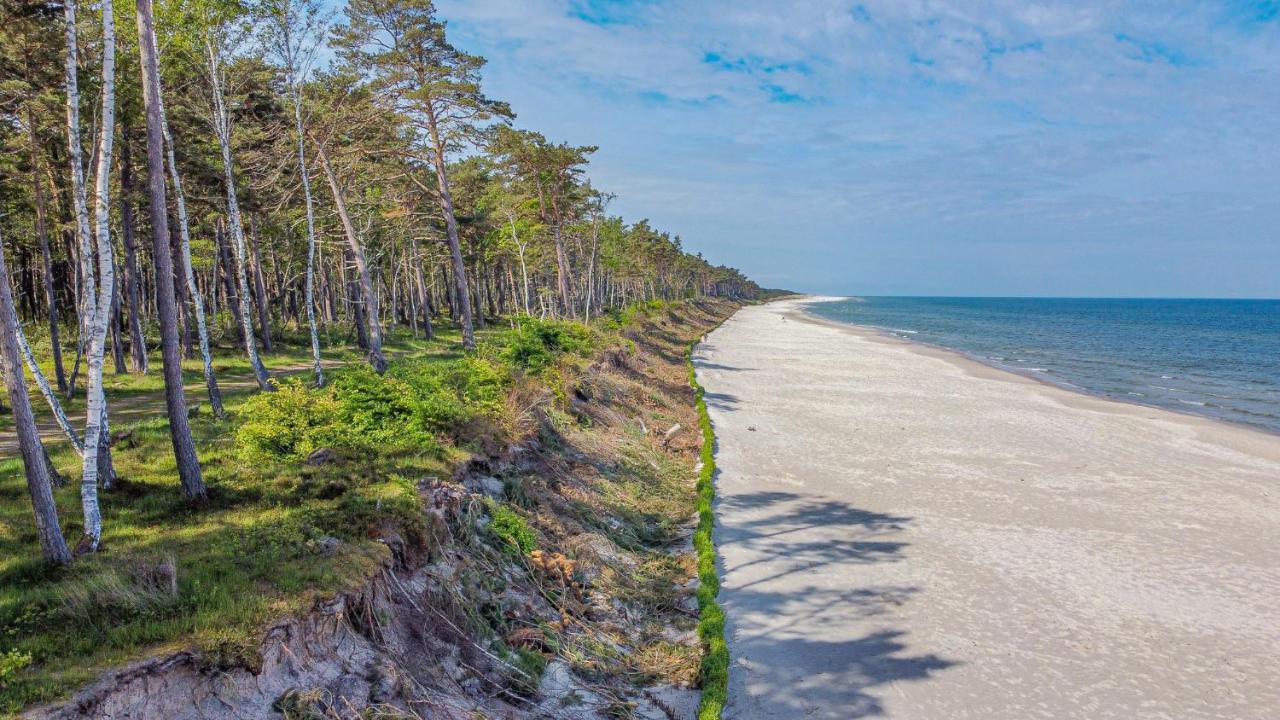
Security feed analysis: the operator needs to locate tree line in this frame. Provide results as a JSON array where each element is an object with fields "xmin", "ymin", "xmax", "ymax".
[{"xmin": 0, "ymin": 0, "xmax": 764, "ymax": 564}]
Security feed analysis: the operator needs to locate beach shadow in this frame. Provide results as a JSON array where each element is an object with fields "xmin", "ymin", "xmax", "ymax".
[
  {"xmin": 715, "ymin": 491, "xmax": 956, "ymax": 718},
  {"xmin": 703, "ymin": 391, "xmax": 741, "ymax": 412},
  {"xmin": 693, "ymin": 360, "xmax": 753, "ymax": 373}
]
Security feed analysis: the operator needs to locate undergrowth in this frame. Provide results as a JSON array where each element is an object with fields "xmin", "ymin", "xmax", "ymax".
[{"xmin": 0, "ymin": 303, "xmax": 737, "ymax": 714}]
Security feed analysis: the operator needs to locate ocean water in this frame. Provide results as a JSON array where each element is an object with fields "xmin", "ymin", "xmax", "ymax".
[{"xmin": 806, "ymin": 297, "xmax": 1280, "ymax": 434}]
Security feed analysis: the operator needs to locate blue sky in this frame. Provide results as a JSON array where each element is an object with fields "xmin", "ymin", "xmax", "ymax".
[{"xmin": 435, "ymin": 0, "xmax": 1280, "ymax": 297}]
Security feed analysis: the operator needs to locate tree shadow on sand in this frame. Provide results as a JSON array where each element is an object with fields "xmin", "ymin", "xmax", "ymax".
[{"xmin": 715, "ymin": 491, "xmax": 958, "ymax": 718}]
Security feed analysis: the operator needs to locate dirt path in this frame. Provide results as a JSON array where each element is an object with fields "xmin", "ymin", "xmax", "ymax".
[{"xmin": 695, "ymin": 298, "xmax": 1280, "ymax": 719}]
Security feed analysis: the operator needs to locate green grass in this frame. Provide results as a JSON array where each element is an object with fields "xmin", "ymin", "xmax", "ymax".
[
  {"xmin": 0, "ymin": 322, "xmax": 490, "ymax": 712},
  {"xmin": 0, "ymin": 305, "xmax": 726, "ymax": 714},
  {"xmin": 687, "ymin": 336, "xmax": 729, "ymax": 720}
]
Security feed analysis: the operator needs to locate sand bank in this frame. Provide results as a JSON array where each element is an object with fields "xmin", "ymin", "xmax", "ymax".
[{"xmin": 694, "ymin": 298, "xmax": 1280, "ymax": 719}]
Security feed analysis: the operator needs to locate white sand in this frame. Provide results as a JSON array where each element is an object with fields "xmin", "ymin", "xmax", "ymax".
[{"xmin": 694, "ymin": 298, "xmax": 1280, "ymax": 719}]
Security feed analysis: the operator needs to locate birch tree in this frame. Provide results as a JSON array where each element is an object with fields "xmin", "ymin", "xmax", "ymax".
[
  {"xmin": 260, "ymin": 0, "xmax": 326, "ymax": 384},
  {"xmin": 205, "ymin": 29, "xmax": 273, "ymax": 390},
  {"xmin": 148, "ymin": 9, "xmax": 225, "ymax": 416},
  {"xmin": 66, "ymin": 0, "xmax": 121, "ymax": 550}
]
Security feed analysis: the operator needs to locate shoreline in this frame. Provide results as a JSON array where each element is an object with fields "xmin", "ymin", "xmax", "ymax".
[
  {"xmin": 792, "ymin": 295, "xmax": 1280, "ymax": 442},
  {"xmin": 697, "ymin": 298, "xmax": 1280, "ymax": 718}
]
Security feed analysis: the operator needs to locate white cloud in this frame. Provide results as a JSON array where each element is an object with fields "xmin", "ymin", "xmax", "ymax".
[{"xmin": 437, "ymin": 0, "xmax": 1280, "ymax": 296}]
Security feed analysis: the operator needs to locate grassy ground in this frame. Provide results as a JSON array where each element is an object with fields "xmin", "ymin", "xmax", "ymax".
[
  {"xmin": 0, "ymin": 302, "xmax": 737, "ymax": 715},
  {"xmin": 0, "ymin": 321, "xmax": 490, "ymax": 712}
]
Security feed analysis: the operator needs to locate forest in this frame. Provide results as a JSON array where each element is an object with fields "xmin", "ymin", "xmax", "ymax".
[{"xmin": 0, "ymin": 0, "xmax": 764, "ymax": 714}]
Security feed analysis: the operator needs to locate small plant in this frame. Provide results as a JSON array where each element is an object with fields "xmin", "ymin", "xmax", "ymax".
[
  {"xmin": 504, "ymin": 646, "xmax": 547, "ymax": 696},
  {"xmin": 486, "ymin": 501, "xmax": 537, "ymax": 555},
  {"xmin": 0, "ymin": 650, "xmax": 32, "ymax": 688}
]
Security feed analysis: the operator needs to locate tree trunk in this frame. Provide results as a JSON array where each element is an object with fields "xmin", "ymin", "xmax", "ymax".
[
  {"xmin": 409, "ymin": 237, "xmax": 432, "ymax": 339},
  {"xmin": 153, "ymin": 47, "xmax": 224, "ymax": 418},
  {"xmin": 118, "ymin": 132, "xmax": 149, "ymax": 373},
  {"xmin": 171, "ymin": 222, "xmax": 194, "ymax": 358},
  {"xmin": 137, "ymin": 0, "xmax": 206, "ymax": 500},
  {"xmin": 207, "ymin": 39, "xmax": 272, "ymax": 390},
  {"xmin": 424, "ymin": 110, "xmax": 474, "ymax": 349},
  {"xmin": 27, "ymin": 108, "xmax": 68, "ymax": 393},
  {"xmin": 289, "ymin": 84, "xmax": 323, "ymax": 385},
  {"xmin": 248, "ymin": 216, "xmax": 272, "ymax": 352},
  {"xmin": 317, "ymin": 144, "xmax": 386, "ymax": 371},
  {"xmin": 0, "ymin": 230, "xmax": 72, "ymax": 564},
  {"xmin": 109, "ymin": 270, "xmax": 126, "ymax": 373},
  {"xmin": 76, "ymin": 0, "xmax": 121, "ymax": 551},
  {"xmin": 215, "ymin": 221, "xmax": 242, "ymax": 343}
]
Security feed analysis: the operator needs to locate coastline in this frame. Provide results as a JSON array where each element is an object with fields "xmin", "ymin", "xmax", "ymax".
[
  {"xmin": 697, "ymin": 297, "xmax": 1280, "ymax": 719},
  {"xmin": 793, "ymin": 295, "xmax": 1280, "ymax": 444}
]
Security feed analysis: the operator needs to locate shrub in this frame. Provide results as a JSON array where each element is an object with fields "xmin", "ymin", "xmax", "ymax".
[
  {"xmin": 392, "ymin": 357, "xmax": 509, "ymax": 436},
  {"xmin": 328, "ymin": 365, "xmax": 428, "ymax": 449},
  {"xmin": 0, "ymin": 650, "xmax": 31, "ymax": 688},
  {"xmin": 236, "ymin": 381, "xmax": 344, "ymax": 461},
  {"xmin": 499, "ymin": 318, "xmax": 595, "ymax": 371}
]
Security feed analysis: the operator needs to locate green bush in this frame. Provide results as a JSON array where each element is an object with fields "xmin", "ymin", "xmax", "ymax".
[
  {"xmin": 236, "ymin": 381, "xmax": 344, "ymax": 461},
  {"xmin": 0, "ymin": 650, "xmax": 31, "ymax": 688},
  {"xmin": 237, "ymin": 359, "xmax": 507, "ymax": 460},
  {"xmin": 328, "ymin": 366, "xmax": 428, "ymax": 449},
  {"xmin": 391, "ymin": 357, "xmax": 508, "ymax": 436},
  {"xmin": 499, "ymin": 318, "xmax": 595, "ymax": 371}
]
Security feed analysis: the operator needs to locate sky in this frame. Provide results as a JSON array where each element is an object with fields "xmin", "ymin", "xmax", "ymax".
[{"xmin": 434, "ymin": 0, "xmax": 1280, "ymax": 298}]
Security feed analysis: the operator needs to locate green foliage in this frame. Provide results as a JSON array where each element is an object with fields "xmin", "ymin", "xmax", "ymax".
[
  {"xmin": 687, "ymin": 337, "xmax": 729, "ymax": 720},
  {"xmin": 498, "ymin": 318, "xmax": 596, "ymax": 371},
  {"xmin": 505, "ymin": 646, "xmax": 548, "ymax": 696},
  {"xmin": 486, "ymin": 501, "xmax": 537, "ymax": 555},
  {"xmin": 391, "ymin": 356, "xmax": 508, "ymax": 435},
  {"xmin": 235, "ymin": 381, "xmax": 345, "ymax": 460},
  {"xmin": 236, "ymin": 357, "xmax": 512, "ymax": 461},
  {"xmin": 0, "ymin": 650, "xmax": 31, "ymax": 688}
]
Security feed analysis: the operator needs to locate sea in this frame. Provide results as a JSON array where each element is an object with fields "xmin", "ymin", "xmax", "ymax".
[{"xmin": 805, "ymin": 297, "xmax": 1280, "ymax": 435}]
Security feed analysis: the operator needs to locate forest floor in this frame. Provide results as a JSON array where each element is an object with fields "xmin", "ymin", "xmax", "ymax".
[
  {"xmin": 0, "ymin": 326, "xmax": 452, "ymax": 455},
  {"xmin": 1, "ymin": 301, "xmax": 734, "ymax": 718}
]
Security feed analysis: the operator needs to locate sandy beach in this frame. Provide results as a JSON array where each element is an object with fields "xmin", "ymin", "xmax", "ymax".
[{"xmin": 694, "ymin": 297, "xmax": 1280, "ymax": 719}]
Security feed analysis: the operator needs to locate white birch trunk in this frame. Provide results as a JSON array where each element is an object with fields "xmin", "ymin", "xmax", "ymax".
[
  {"xmin": 206, "ymin": 39, "xmax": 272, "ymax": 390},
  {"xmin": 291, "ymin": 89, "xmax": 324, "ymax": 385},
  {"xmin": 16, "ymin": 327, "xmax": 84, "ymax": 456},
  {"xmin": 503, "ymin": 209, "xmax": 532, "ymax": 317},
  {"xmin": 78, "ymin": 0, "xmax": 119, "ymax": 550}
]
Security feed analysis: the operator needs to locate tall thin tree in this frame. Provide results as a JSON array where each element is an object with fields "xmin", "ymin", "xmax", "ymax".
[
  {"xmin": 205, "ymin": 34, "xmax": 272, "ymax": 390},
  {"xmin": 72, "ymin": 0, "xmax": 121, "ymax": 550},
  {"xmin": 149, "ymin": 17, "xmax": 225, "ymax": 416},
  {"xmin": 136, "ymin": 0, "xmax": 207, "ymax": 499},
  {"xmin": 0, "ymin": 227, "xmax": 72, "ymax": 565},
  {"xmin": 261, "ymin": 0, "xmax": 326, "ymax": 384}
]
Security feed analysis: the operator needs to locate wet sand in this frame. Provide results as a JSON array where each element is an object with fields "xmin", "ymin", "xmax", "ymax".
[{"xmin": 694, "ymin": 297, "xmax": 1280, "ymax": 719}]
